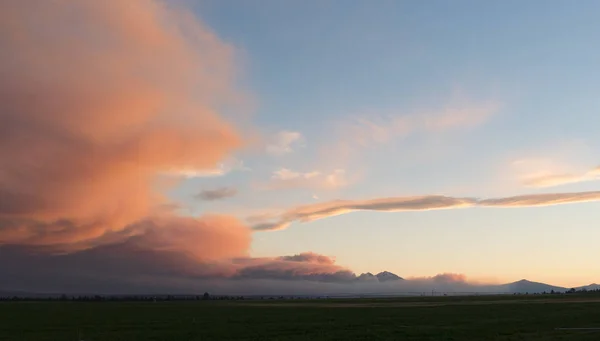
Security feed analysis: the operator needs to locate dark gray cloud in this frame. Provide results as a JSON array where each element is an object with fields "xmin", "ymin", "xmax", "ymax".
[
  {"xmin": 0, "ymin": 241, "xmax": 358, "ymax": 294},
  {"xmin": 196, "ymin": 187, "xmax": 238, "ymax": 201}
]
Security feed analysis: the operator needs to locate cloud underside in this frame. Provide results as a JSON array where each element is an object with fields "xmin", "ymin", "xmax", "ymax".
[{"xmin": 252, "ymin": 191, "xmax": 600, "ymax": 231}]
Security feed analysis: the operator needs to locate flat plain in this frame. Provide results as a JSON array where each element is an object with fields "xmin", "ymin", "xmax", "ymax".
[{"xmin": 1, "ymin": 294, "xmax": 600, "ymax": 341}]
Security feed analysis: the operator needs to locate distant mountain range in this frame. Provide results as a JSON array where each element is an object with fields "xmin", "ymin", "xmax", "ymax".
[
  {"xmin": 1, "ymin": 272, "xmax": 597, "ymax": 297},
  {"xmin": 577, "ymin": 283, "xmax": 600, "ymax": 291},
  {"xmin": 496, "ymin": 280, "xmax": 600, "ymax": 294},
  {"xmin": 352, "ymin": 272, "xmax": 596, "ymax": 294},
  {"xmin": 497, "ymin": 279, "xmax": 567, "ymax": 294},
  {"xmin": 356, "ymin": 271, "xmax": 405, "ymax": 282}
]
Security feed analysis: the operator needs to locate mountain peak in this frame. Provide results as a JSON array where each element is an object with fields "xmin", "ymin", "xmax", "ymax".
[
  {"xmin": 503, "ymin": 279, "xmax": 566, "ymax": 293},
  {"xmin": 376, "ymin": 271, "xmax": 403, "ymax": 282},
  {"xmin": 355, "ymin": 273, "xmax": 378, "ymax": 282}
]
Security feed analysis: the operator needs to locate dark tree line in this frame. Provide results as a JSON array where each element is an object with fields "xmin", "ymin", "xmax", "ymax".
[{"xmin": 0, "ymin": 292, "xmax": 250, "ymax": 302}]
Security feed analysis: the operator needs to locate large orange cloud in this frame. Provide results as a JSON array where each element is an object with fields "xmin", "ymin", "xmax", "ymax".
[
  {"xmin": 0, "ymin": 1, "xmax": 362, "ymax": 290},
  {"xmin": 0, "ymin": 0, "xmax": 244, "ymax": 248}
]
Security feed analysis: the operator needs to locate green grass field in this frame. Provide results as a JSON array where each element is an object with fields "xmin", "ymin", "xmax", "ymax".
[{"xmin": 1, "ymin": 295, "xmax": 600, "ymax": 340}]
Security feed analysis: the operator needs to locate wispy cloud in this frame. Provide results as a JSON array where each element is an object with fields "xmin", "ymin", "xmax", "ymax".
[
  {"xmin": 196, "ymin": 187, "xmax": 238, "ymax": 201},
  {"xmin": 263, "ymin": 168, "xmax": 347, "ymax": 190},
  {"xmin": 479, "ymin": 191, "xmax": 600, "ymax": 207},
  {"xmin": 508, "ymin": 141, "xmax": 598, "ymax": 189},
  {"xmin": 522, "ymin": 166, "xmax": 600, "ymax": 188},
  {"xmin": 338, "ymin": 99, "xmax": 499, "ymax": 148},
  {"xmin": 166, "ymin": 159, "xmax": 250, "ymax": 179},
  {"xmin": 251, "ymin": 191, "xmax": 600, "ymax": 231},
  {"xmin": 251, "ymin": 195, "xmax": 475, "ymax": 231},
  {"xmin": 266, "ymin": 130, "xmax": 304, "ymax": 156}
]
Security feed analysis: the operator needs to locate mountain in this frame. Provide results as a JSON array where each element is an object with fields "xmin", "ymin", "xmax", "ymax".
[
  {"xmin": 376, "ymin": 271, "xmax": 403, "ymax": 282},
  {"xmin": 356, "ymin": 272, "xmax": 378, "ymax": 282},
  {"xmin": 577, "ymin": 283, "xmax": 600, "ymax": 291},
  {"xmin": 498, "ymin": 279, "xmax": 567, "ymax": 294}
]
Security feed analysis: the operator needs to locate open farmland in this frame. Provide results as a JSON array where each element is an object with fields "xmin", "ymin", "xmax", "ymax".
[{"xmin": 1, "ymin": 294, "xmax": 600, "ymax": 341}]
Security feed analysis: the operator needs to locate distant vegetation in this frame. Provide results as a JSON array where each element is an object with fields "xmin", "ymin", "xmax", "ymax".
[
  {"xmin": 1, "ymin": 294, "xmax": 600, "ymax": 340},
  {"xmin": 1, "ymin": 287, "xmax": 599, "ymax": 302}
]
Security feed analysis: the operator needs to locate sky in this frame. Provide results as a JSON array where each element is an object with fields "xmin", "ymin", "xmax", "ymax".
[{"xmin": 1, "ymin": 0, "xmax": 599, "ymax": 293}]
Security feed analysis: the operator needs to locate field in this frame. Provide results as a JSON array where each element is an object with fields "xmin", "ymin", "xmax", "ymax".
[{"xmin": 2, "ymin": 294, "xmax": 600, "ymax": 340}]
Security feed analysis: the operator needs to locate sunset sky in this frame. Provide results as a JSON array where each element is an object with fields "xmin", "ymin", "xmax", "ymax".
[
  {"xmin": 183, "ymin": 0, "xmax": 600, "ymax": 287},
  {"xmin": 1, "ymin": 0, "xmax": 599, "ymax": 293}
]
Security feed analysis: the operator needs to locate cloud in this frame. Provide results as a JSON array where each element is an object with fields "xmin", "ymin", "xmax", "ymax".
[
  {"xmin": 1, "ymin": 232, "xmax": 502, "ymax": 294},
  {"xmin": 278, "ymin": 252, "xmax": 337, "ymax": 265},
  {"xmin": 232, "ymin": 253, "xmax": 355, "ymax": 282},
  {"xmin": 264, "ymin": 168, "xmax": 347, "ymax": 190},
  {"xmin": 338, "ymin": 99, "xmax": 499, "ymax": 148},
  {"xmin": 196, "ymin": 187, "xmax": 238, "ymax": 201},
  {"xmin": 167, "ymin": 159, "xmax": 250, "ymax": 178},
  {"xmin": 251, "ymin": 191, "xmax": 600, "ymax": 231},
  {"xmin": 0, "ymin": 215, "xmax": 253, "ymax": 285},
  {"xmin": 273, "ymin": 168, "xmax": 321, "ymax": 181},
  {"xmin": 266, "ymin": 130, "xmax": 304, "ymax": 156},
  {"xmin": 125, "ymin": 215, "xmax": 251, "ymax": 262},
  {"xmin": 508, "ymin": 142, "xmax": 598, "ymax": 188},
  {"xmin": 522, "ymin": 166, "xmax": 600, "ymax": 188},
  {"xmin": 0, "ymin": 0, "xmax": 353, "ymax": 290},
  {"xmin": 0, "ymin": 0, "xmax": 362, "ymax": 295},
  {"xmin": 0, "ymin": 0, "xmax": 248, "ymax": 248},
  {"xmin": 0, "ymin": 242, "xmax": 358, "ymax": 293},
  {"xmin": 479, "ymin": 191, "xmax": 600, "ymax": 207},
  {"xmin": 0, "ymin": 243, "xmax": 511, "ymax": 294},
  {"xmin": 432, "ymin": 273, "xmax": 468, "ymax": 283},
  {"xmin": 252, "ymin": 195, "xmax": 475, "ymax": 231}
]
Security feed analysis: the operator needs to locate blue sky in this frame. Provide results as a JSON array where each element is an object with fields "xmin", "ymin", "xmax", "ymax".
[{"xmin": 173, "ymin": 0, "xmax": 600, "ymax": 286}]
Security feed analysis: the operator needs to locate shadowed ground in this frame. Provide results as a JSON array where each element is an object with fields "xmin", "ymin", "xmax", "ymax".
[{"xmin": 1, "ymin": 294, "xmax": 600, "ymax": 340}]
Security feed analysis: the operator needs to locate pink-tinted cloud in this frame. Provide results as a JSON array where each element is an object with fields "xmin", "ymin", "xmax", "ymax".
[
  {"xmin": 125, "ymin": 215, "xmax": 251, "ymax": 262},
  {"xmin": 507, "ymin": 142, "xmax": 598, "ymax": 188},
  {"xmin": 0, "ymin": 0, "xmax": 353, "ymax": 293},
  {"xmin": 432, "ymin": 273, "xmax": 468, "ymax": 283},
  {"xmin": 278, "ymin": 252, "xmax": 337, "ymax": 265},
  {"xmin": 406, "ymin": 273, "xmax": 469, "ymax": 283},
  {"xmin": 0, "ymin": 0, "xmax": 246, "ymax": 248},
  {"xmin": 522, "ymin": 166, "xmax": 600, "ymax": 188}
]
